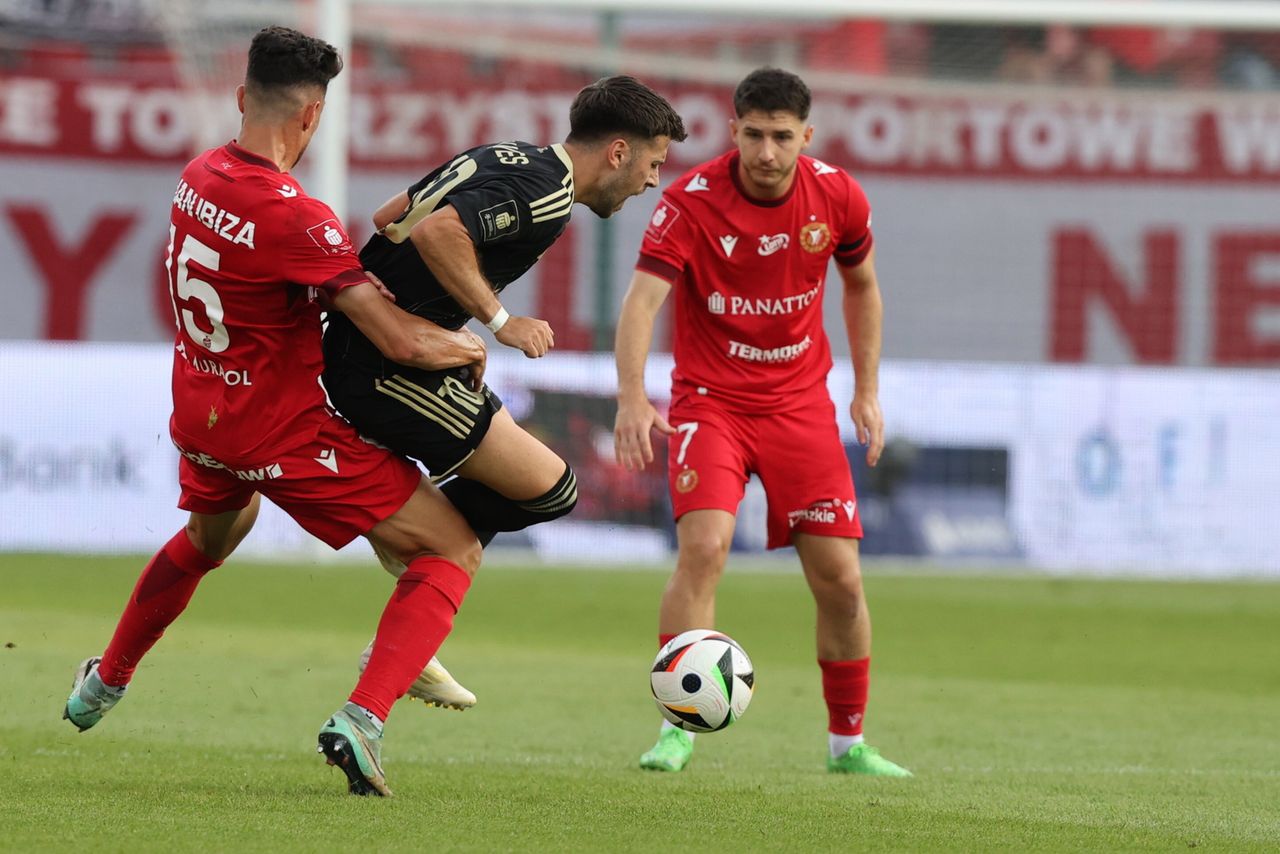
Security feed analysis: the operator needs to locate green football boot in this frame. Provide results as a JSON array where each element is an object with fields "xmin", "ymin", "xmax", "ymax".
[
  {"xmin": 639, "ymin": 728, "xmax": 694, "ymax": 772},
  {"xmin": 317, "ymin": 703, "xmax": 391, "ymax": 797},
  {"xmin": 62, "ymin": 656, "xmax": 126, "ymax": 732},
  {"xmin": 828, "ymin": 743, "xmax": 913, "ymax": 777}
]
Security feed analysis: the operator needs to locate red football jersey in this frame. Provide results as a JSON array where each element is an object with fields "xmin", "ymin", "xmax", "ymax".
[
  {"xmin": 637, "ymin": 150, "xmax": 873, "ymax": 411},
  {"xmin": 164, "ymin": 143, "xmax": 367, "ymax": 464}
]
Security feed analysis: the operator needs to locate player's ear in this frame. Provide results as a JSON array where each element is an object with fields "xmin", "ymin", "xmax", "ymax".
[
  {"xmin": 300, "ymin": 99, "xmax": 323, "ymax": 133},
  {"xmin": 802, "ymin": 124, "xmax": 814, "ymax": 148},
  {"xmin": 608, "ymin": 137, "xmax": 629, "ymax": 170},
  {"xmin": 235, "ymin": 84, "xmax": 247, "ymax": 116}
]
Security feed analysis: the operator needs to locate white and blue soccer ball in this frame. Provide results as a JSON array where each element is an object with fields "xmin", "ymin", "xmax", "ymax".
[{"xmin": 649, "ymin": 629, "xmax": 754, "ymax": 733}]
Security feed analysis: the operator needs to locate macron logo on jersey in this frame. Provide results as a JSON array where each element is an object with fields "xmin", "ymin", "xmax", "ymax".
[
  {"xmin": 811, "ymin": 159, "xmax": 839, "ymax": 176},
  {"xmin": 277, "ymin": 183, "xmax": 298, "ymax": 198},
  {"xmin": 314, "ymin": 448, "xmax": 339, "ymax": 473},
  {"xmin": 718, "ymin": 235, "xmax": 738, "ymax": 257},
  {"xmin": 684, "ymin": 173, "xmax": 710, "ymax": 193}
]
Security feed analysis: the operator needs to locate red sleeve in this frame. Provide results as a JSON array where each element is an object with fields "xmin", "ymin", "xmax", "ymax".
[
  {"xmin": 635, "ymin": 193, "xmax": 695, "ymax": 284},
  {"xmin": 276, "ymin": 197, "xmax": 367, "ymax": 292},
  {"xmin": 833, "ymin": 175, "xmax": 874, "ymax": 268}
]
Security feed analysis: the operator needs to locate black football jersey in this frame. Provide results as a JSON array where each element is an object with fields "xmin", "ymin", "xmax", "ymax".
[{"xmin": 360, "ymin": 140, "xmax": 575, "ymax": 330}]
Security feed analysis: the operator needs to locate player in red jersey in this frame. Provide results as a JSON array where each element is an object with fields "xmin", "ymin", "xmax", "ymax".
[
  {"xmin": 614, "ymin": 68, "xmax": 911, "ymax": 776},
  {"xmin": 63, "ymin": 27, "xmax": 487, "ymax": 797}
]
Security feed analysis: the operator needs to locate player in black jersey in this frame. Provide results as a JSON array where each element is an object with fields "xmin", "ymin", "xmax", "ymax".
[{"xmin": 323, "ymin": 77, "xmax": 684, "ymax": 701}]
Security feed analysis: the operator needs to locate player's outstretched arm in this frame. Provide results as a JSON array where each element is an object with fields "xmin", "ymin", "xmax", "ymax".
[
  {"xmin": 333, "ymin": 280, "xmax": 487, "ymax": 385},
  {"xmin": 411, "ymin": 206, "xmax": 555, "ymax": 359},
  {"xmin": 614, "ymin": 271, "xmax": 675, "ymax": 471},
  {"xmin": 840, "ymin": 247, "xmax": 885, "ymax": 467}
]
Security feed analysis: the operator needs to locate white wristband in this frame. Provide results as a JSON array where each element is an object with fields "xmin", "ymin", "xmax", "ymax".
[{"xmin": 485, "ymin": 306, "xmax": 510, "ymax": 333}]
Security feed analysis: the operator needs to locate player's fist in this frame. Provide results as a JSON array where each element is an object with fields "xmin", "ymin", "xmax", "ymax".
[
  {"xmin": 614, "ymin": 395, "xmax": 675, "ymax": 471},
  {"xmin": 458, "ymin": 328, "xmax": 487, "ymax": 390},
  {"xmin": 496, "ymin": 315, "xmax": 554, "ymax": 358},
  {"xmin": 850, "ymin": 393, "xmax": 885, "ymax": 467}
]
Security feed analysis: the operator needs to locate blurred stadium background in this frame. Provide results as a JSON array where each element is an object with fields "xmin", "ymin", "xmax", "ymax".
[{"xmin": 3, "ymin": 0, "xmax": 1280, "ymax": 576}]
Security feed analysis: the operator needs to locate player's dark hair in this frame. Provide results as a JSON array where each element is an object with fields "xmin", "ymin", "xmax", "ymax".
[
  {"xmin": 567, "ymin": 75, "xmax": 688, "ymax": 145},
  {"xmin": 245, "ymin": 26, "xmax": 343, "ymax": 96},
  {"xmin": 733, "ymin": 67, "xmax": 811, "ymax": 121}
]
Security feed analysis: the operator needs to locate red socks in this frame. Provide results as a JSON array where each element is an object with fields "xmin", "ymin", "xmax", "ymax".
[
  {"xmin": 98, "ymin": 529, "xmax": 222, "ymax": 686},
  {"xmin": 819, "ymin": 657, "xmax": 870, "ymax": 736},
  {"xmin": 658, "ymin": 633, "xmax": 677, "ymax": 648},
  {"xmin": 349, "ymin": 556, "xmax": 472, "ymax": 721}
]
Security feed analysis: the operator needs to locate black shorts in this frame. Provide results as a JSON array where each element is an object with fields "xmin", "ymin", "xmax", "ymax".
[{"xmin": 323, "ymin": 357, "xmax": 503, "ymax": 481}]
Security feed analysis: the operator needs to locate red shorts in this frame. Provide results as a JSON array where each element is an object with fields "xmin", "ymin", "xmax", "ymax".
[
  {"xmin": 175, "ymin": 414, "xmax": 421, "ymax": 549},
  {"xmin": 666, "ymin": 390, "xmax": 862, "ymax": 549}
]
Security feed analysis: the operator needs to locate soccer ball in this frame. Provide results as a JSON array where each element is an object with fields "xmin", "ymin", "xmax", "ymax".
[{"xmin": 649, "ymin": 629, "xmax": 754, "ymax": 733}]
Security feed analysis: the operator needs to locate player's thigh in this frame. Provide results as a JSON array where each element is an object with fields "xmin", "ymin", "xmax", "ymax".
[
  {"xmin": 754, "ymin": 398, "xmax": 863, "ymax": 549},
  {"xmin": 259, "ymin": 415, "xmax": 422, "ymax": 551},
  {"xmin": 666, "ymin": 398, "xmax": 752, "ymax": 521},
  {"xmin": 367, "ymin": 476, "xmax": 481, "ymax": 573},
  {"xmin": 185, "ymin": 495, "xmax": 262, "ymax": 562},
  {"xmin": 326, "ymin": 362, "xmax": 501, "ymax": 481},
  {"xmin": 454, "ymin": 407, "xmax": 565, "ymax": 500}
]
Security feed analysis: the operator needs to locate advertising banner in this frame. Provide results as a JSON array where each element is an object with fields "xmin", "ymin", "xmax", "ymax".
[
  {"xmin": 2, "ymin": 342, "xmax": 1277, "ymax": 576},
  {"xmin": 4, "ymin": 62, "xmax": 1280, "ymax": 366}
]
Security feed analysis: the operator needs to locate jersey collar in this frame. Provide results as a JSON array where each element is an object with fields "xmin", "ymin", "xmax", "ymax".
[
  {"xmin": 226, "ymin": 141, "xmax": 283, "ymax": 173},
  {"xmin": 728, "ymin": 151, "xmax": 797, "ymax": 208}
]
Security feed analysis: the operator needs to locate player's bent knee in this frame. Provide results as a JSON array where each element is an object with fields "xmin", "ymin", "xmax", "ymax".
[{"xmin": 519, "ymin": 464, "xmax": 577, "ymax": 524}]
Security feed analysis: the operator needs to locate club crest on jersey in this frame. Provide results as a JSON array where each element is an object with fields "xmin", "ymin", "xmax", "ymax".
[
  {"xmin": 306, "ymin": 219, "xmax": 352, "ymax": 255},
  {"xmin": 757, "ymin": 233, "xmax": 790, "ymax": 256},
  {"xmin": 479, "ymin": 200, "xmax": 520, "ymax": 242},
  {"xmin": 676, "ymin": 469, "xmax": 699, "ymax": 493},
  {"xmin": 645, "ymin": 201, "xmax": 681, "ymax": 243},
  {"xmin": 800, "ymin": 221, "xmax": 832, "ymax": 253}
]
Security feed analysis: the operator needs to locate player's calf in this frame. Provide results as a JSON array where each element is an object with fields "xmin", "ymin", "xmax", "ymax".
[{"xmin": 358, "ymin": 642, "xmax": 476, "ymax": 710}]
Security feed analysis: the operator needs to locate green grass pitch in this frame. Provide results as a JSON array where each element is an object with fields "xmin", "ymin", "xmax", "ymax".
[{"xmin": 1, "ymin": 553, "xmax": 1277, "ymax": 852}]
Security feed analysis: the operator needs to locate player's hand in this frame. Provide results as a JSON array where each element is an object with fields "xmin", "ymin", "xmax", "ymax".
[
  {"xmin": 364, "ymin": 271, "xmax": 396, "ymax": 303},
  {"xmin": 850, "ymin": 393, "xmax": 885, "ymax": 467},
  {"xmin": 459, "ymin": 328, "xmax": 486, "ymax": 391},
  {"xmin": 614, "ymin": 395, "xmax": 675, "ymax": 471},
  {"xmin": 495, "ymin": 315, "xmax": 554, "ymax": 358}
]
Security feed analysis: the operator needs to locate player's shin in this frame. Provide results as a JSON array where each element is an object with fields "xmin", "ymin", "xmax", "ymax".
[
  {"xmin": 97, "ymin": 529, "xmax": 223, "ymax": 686},
  {"xmin": 348, "ymin": 556, "xmax": 472, "ymax": 720}
]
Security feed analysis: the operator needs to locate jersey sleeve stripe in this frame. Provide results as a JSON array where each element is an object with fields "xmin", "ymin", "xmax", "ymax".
[
  {"xmin": 530, "ymin": 189, "xmax": 573, "ymax": 213},
  {"xmin": 636, "ymin": 253, "xmax": 682, "ymax": 284},
  {"xmin": 530, "ymin": 178, "xmax": 572, "ymax": 208},
  {"xmin": 531, "ymin": 201, "xmax": 574, "ymax": 223},
  {"xmin": 316, "ymin": 269, "xmax": 370, "ymax": 292},
  {"xmin": 834, "ymin": 233, "xmax": 874, "ymax": 267}
]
